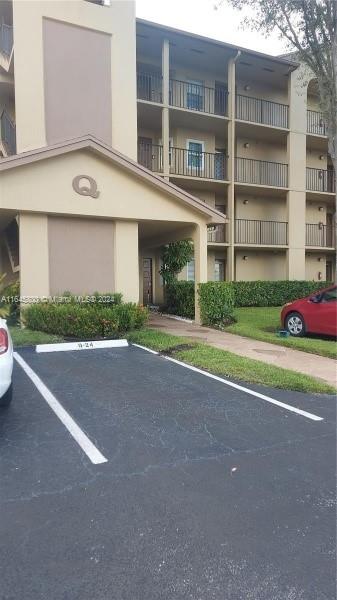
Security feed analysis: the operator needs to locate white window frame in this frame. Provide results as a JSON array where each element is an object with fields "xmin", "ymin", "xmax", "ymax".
[
  {"xmin": 186, "ymin": 79, "xmax": 204, "ymax": 111},
  {"xmin": 186, "ymin": 258, "xmax": 195, "ymax": 282},
  {"xmin": 214, "ymin": 259, "xmax": 225, "ymax": 282},
  {"xmin": 186, "ymin": 139, "xmax": 205, "ymax": 171}
]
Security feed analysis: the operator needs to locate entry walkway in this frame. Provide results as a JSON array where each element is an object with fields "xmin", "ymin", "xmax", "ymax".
[{"xmin": 149, "ymin": 313, "xmax": 337, "ymax": 387}]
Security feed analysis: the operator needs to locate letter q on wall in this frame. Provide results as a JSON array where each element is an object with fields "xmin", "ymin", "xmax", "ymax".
[{"xmin": 72, "ymin": 175, "xmax": 100, "ymax": 199}]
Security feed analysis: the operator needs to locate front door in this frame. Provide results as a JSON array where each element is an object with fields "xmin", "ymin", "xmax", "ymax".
[
  {"xmin": 214, "ymin": 82, "xmax": 227, "ymax": 115},
  {"xmin": 215, "ymin": 149, "xmax": 226, "ymax": 180},
  {"xmin": 326, "ymin": 260, "xmax": 333, "ymax": 282},
  {"xmin": 138, "ymin": 137, "xmax": 153, "ymax": 170},
  {"xmin": 326, "ymin": 213, "xmax": 334, "ymax": 247},
  {"xmin": 143, "ymin": 258, "xmax": 153, "ymax": 305}
]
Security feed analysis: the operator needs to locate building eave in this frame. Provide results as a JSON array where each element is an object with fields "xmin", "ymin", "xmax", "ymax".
[{"xmin": 136, "ymin": 18, "xmax": 299, "ymax": 69}]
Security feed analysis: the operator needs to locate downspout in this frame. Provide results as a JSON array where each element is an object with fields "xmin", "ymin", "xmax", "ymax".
[{"xmin": 227, "ymin": 50, "xmax": 241, "ymax": 281}]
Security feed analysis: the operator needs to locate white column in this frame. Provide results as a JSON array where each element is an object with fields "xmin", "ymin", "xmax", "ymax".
[
  {"xmin": 287, "ymin": 67, "xmax": 308, "ymax": 279},
  {"xmin": 192, "ymin": 223, "xmax": 208, "ymax": 323}
]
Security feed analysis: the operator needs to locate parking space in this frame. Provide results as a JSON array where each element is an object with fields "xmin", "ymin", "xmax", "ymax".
[{"xmin": 0, "ymin": 344, "xmax": 336, "ymax": 599}]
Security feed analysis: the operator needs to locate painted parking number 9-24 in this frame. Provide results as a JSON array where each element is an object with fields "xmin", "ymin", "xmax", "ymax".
[{"xmin": 77, "ymin": 342, "xmax": 94, "ymax": 350}]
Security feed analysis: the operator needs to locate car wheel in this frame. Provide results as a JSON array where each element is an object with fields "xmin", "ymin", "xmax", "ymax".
[
  {"xmin": 285, "ymin": 312, "xmax": 306, "ymax": 337},
  {"xmin": 0, "ymin": 383, "xmax": 13, "ymax": 408}
]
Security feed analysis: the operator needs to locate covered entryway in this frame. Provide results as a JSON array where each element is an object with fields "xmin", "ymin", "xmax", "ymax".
[{"xmin": 0, "ymin": 135, "xmax": 226, "ymax": 321}]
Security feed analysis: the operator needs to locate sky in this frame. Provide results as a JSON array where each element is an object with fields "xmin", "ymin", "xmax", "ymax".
[{"xmin": 136, "ymin": 0, "xmax": 288, "ymax": 57}]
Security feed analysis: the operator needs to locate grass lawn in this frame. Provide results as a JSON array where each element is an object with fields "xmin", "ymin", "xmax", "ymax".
[
  {"xmin": 226, "ymin": 306, "xmax": 337, "ymax": 360},
  {"xmin": 9, "ymin": 326, "xmax": 63, "ymax": 347},
  {"xmin": 127, "ymin": 328, "xmax": 336, "ymax": 395}
]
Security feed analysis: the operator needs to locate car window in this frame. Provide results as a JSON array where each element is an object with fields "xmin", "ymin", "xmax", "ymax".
[{"xmin": 321, "ymin": 287, "xmax": 337, "ymax": 302}]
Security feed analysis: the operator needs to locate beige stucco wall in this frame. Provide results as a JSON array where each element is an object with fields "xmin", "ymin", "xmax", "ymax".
[
  {"xmin": 235, "ymin": 194, "xmax": 286, "ymax": 221},
  {"xmin": 12, "ymin": 0, "xmax": 137, "ymax": 158},
  {"xmin": 306, "ymin": 200, "xmax": 328, "ymax": 224},
  {"xmin": 48, "ymin": 217, "xmax": 115, "ymax": 295},
  {"xmin": 236, "ymin": 74, "xmax": 288, "ymax": 106},
  {"xmin": 43, "ymin": 19, "xmax": 112, "ymax": 147},
  {"xmin": 236, "ymin": 136, "xmax": 287, "ymax": 163},
  {"xmin": 306, "ymin": 148, "xmax": 328, "ymax": 170},
  {"xmin": 235, "ymin": 250, "xmax": 286, "ymax": 280},
  {"xmin": 305, "ymin": 253, "xmax": 326, "ymax": 281},
  {"xmin": 184, "ymin": 188, "xmax": 217, "ymax": 208}
]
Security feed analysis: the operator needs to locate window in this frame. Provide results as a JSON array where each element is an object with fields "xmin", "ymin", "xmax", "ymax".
[
  {"xmin": 214, "ymin": 259, "xmax": 225, "ymax": 281},
  {"xmin": 322, "ymin": 287, "xmax": 337, "ymax": 302},
  {"xmin": 187, "ymin": 140, "xmax": 204, "ymax": 170},
  {"xmin": 186, "ymin": 259, "xmax": 195, "ymax": 281},
  {"xmin": 187, "ymin": 80, "xmax": 204, "ymax": 111}
]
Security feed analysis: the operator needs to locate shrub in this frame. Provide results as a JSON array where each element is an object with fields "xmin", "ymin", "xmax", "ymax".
[
  {"xmin": 198, "ymin": 282, "xmax": 235, "ymax": 326},
  {"xmin": 233, "ymin": 280, "xmax": 331, "ymax": 307},
  {"xmin": 0, "ymin": 279, "xmax": 20, "ymax": 323},
  {"xmin": 165, "ymin": 281, "xmax": 195, "ymax": 319},
  {"xmin": 24, "ymin": 302, "xmax": 148, "ymax": 339}
]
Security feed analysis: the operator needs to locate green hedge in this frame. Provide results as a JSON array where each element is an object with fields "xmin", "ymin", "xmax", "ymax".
[
  {"xmin": 164, "ymin": 280, "xmax": 332, "ymax": 322},
  {"xmin": 233, "ymin": 280, "xmax": 331, "ymax": 307},
  {"xmin": 24, "ymin": 302, "xmax": 148, "ymax": 339},
  {"xmin": 165, "ymin": 281, "xmax": 195, "ymax": 319},
  {"xmin": 198, "ymin": 282, "xmax": 235, "ymax": 326}
]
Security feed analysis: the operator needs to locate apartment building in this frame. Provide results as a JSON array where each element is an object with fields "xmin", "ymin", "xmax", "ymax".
[{"xmin": 0, "ymin": 0, "xmax": 335, "ymax": 318}]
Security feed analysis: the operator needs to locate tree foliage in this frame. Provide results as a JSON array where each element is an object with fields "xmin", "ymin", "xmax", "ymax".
[{"xmin": 159, "ymin": 241, "xmax": 193, "ymax": 285}]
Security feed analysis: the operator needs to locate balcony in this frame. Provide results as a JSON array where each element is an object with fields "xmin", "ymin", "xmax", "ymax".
[
  {"xmin": 306, "ymin": 167, "xmax": 335, "ymax": 193},
  {"xmin": 306, "ymin": 223, "xmax": 335, "ymax": 248},
  {"xmin": 307, "ymin": 110, "xmax": 327, "ymax": 136},
  {"xmin": 235, "ymin": 157, "xmax": 288, "ymax": 188},
  {"xmin": 235, "ymin": 219, "xmax": 288, "ymax": 245},
  {"xmin": 0, "ymin": 110, "xmax": 16, "ymax": 156},
  {"xmin": 236, "ymin": 94, "xmax": 289, "ymax": 129},
  {"xmin": 169, "ymin": 79, "xmax": 228, "ymax": 116},
  {"xmin": 0, "ymin": 23, "xmax": 13, "ymax": 58},
  {"xmin": 170, "ymin": 147, "xmax": 227, "ymax": 180},
  {"xmin": 137, "ymin": 142, "xmax": 163, "ymax": 172},
  {"xmin": 207, "ymin": 224, "xmax": 228, "ymax": 243},
  {"xmin": 137, "ymin": 71, "xmax": 162, "ymax": 104}
]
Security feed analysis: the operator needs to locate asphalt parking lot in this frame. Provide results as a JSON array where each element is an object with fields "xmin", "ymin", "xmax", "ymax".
[{"xmin": 0, "ymin": 343, "xmax": 336, "ymax": 600}]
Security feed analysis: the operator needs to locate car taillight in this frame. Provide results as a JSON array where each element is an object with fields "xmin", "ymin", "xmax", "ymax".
[{"xmin": 0, "ymin": 328, "xmax": 9, "ymax": 354}]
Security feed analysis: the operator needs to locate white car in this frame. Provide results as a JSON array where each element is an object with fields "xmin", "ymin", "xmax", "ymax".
[{"xmin": 0, "ymin": 318, "xmax": 13, "ymax": 406}]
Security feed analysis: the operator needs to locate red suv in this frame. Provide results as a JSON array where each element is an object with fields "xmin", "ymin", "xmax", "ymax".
[{"xmin": 281, "ymin": 285, "xmax": 337, "ymax": 337}]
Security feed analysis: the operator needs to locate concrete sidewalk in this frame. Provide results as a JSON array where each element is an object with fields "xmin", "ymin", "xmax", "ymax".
[{"xmin": 149, "ymin": 313, "xmax": 337, "ymax": 388}]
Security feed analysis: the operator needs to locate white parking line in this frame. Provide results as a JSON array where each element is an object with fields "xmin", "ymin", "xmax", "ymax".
[
  {"xmin": 132, "ymin": 344, "xmax": 324, "ymax": 422},
  {"xmin": 14, "ymin": 352, "xmax": 108, "ymax": 465},
  {"xmin": 132, "ymin": 343, "xmax": 160, "ymax": 355}
]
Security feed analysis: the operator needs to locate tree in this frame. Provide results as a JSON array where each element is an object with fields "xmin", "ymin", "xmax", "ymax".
[
  {"xmin": 159, "ymin": 241, "xmax": 193, "ymax": 285},
  {"xmin": 217, "ymin": 0, "xmax": 337, "ymax": 273}
]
